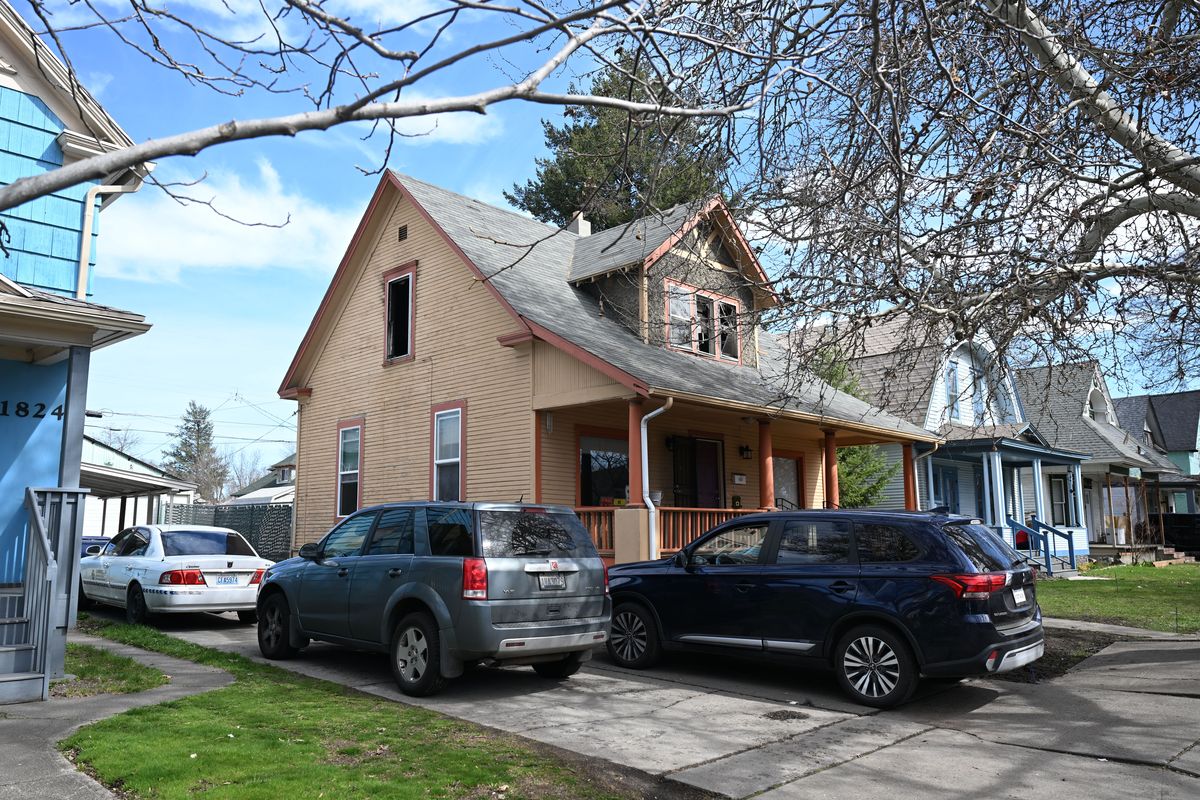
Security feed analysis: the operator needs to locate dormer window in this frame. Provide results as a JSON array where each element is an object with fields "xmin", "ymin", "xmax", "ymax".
[
  {"xmin": 384, "ymin": 262, "xmax": 416, "ymax": 362},
  {"xmin": 665, "ymin": 280, "xmax": 740, "ymax": 361},
  {"xmin": 945, "ymin": 359, "xmax": 961, "ymax": 422}
]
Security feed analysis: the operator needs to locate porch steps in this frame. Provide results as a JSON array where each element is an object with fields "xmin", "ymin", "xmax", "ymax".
[
  {"xmin": 0, "ymin": 671, "xmax": 45, "ymax": 704},
  {"xmin": 0, "ymin": 643, "xmax": 33, "ymax": 673},
  {"xmin": 0, "ymin": 617, "xmax": 30, "ymax": 647}
]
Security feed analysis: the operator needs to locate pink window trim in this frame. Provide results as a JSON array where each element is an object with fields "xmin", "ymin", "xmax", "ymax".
[
  {"xmin": 663, "ymin": 278, "xmax": 743, "ymax": 365},
  {"xmin": 335, "ymin": 416, "xmax": 365, "ymax": 520},
  {"xmin": 429, "ymin": 400, "xmax": 467, "ymax": 501},
  {"xmin": 382, "ymin": 260, "xmax": 418, "ymax": 366}
]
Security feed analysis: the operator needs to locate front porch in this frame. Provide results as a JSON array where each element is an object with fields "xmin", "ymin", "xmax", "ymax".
[{"xmin": 534, "ymin": 396, "xmax": 925, "ymax": 562}]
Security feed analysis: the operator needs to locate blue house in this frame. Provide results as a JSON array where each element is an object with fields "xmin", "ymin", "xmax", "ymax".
[{"xmin": 0, "ymin": 1, "xmax": 150, "ymax": 702}]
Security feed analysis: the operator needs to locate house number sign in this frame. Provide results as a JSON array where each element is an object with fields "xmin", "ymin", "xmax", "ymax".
[{"xmin": 0, "ymin": 400, "xmax": 64, "ymax": 420}]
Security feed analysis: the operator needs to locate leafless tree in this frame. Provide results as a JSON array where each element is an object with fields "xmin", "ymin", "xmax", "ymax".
[
  {"xmin": 95, "ymin": 425, "xmax": 141, "ymax": 455},
  {"xmin": 9, "ymin": 0, "xmax": 1200, "ymax": 390},
  {"xmin": 225, "ymin": 450, "xmax": 267, "ymax": 498}
]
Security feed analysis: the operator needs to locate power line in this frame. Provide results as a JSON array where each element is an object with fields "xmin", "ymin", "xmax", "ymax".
[{"xmin": 85, "ymin": 423, "xmax": 294, "ymax": 444}]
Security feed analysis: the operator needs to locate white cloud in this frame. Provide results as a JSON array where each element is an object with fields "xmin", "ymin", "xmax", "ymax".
[
  {"xmin": 85, "ymin": 71, "xmax": 113, "ymax": 98},
  {"xmin": 95, "ymin": 159, "xmax": 361, "ymax": 282},
  {"xmin": 364, "ymin": 91, "xmax": 504, "ymax": 146}
]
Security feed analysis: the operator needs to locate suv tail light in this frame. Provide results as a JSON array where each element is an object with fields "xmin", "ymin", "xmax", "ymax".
[
  {"xmin": 160, "ymin": 569, "xmax": 206, "ymax": 586},
  {"xmin": 603, "ymin": 562, "xmax": 610, "ymax": 595},
  {"xmin": 462, "ymin": 557, "xmax": 488, "ymax": 599},
  {"xmin": 931, "ymin": 572, "xmax": 1008, "ymax": 599}
]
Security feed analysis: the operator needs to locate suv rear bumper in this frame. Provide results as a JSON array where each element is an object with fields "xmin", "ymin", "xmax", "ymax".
[
  {"xmin": 450, "ymin": 601, "xmax": 612, "ymax": 661},
  {"xmin": 494, "ymin": 629, "xmax": 609, "ymax": 659},
  {"xmin": 920, "ymin": 626, "xmax": 1045, "ymax": 677}
]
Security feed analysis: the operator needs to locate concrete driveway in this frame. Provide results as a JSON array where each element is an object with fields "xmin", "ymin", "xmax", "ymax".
[{"xmin": 108, "ymin": 611, "xmax": 1200, "ymax": 799}]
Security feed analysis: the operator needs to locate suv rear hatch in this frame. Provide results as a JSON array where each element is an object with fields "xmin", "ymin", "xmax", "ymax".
[
  {"xmin": 478, "ymin": 508, "xmax": 606, "ymax": 624},
  {"xmin": 939, "ymin": 521, "xmax": 1038, "ymax": 632}
]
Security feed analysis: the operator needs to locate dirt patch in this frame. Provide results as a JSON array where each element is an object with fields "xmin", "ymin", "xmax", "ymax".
[
  {"xmin": 322, "ymin": 737, "xmax": 395, "ymax": 767},
  {"xmin": 763, "ymin": 710, "xmax": 811, "ymax": 721},
  {"xmin": 987, "ymin": 627, "xmax": 1120, "ymax": 684}
]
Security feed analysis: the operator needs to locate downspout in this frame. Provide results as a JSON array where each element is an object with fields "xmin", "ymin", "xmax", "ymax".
[
  {"xmin": 77, "ymin": 176, "xmax": 145, "ymax": 300},
  {"xmin": 642, "ymin": 396, "xmax": 674, "ymax": 560},
  {"xmin": 913, "ymin": 441, "xmax": 941, "ymax": 511}
]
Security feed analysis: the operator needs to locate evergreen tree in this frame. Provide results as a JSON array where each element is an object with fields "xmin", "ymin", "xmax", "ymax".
[
  {"xmin": 162, "ymin": 401, "xmax": 229, "ymax": 502},
  {"xmin": 505, "ymin": 62, "xmax": 727, "ymax": 231},
  {"xmin": 813, "ymin": 351, "xmax": 901, "ymax": 509}
]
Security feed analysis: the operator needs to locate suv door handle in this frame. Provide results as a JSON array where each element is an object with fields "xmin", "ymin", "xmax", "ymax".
[
  {"xmin": 337, "ymin": 568, "xmax": 349, "ymax": 578},
  {"xmin": 387, "ymin": 568, "xmax": 403, "ymax": 578},
  {"xmin": 735, "ymin": 582, "xmax": 754, "ymax": 593},
  {"xmin": 830, "ymin": 580, "xmax": 854, "ymax": 594}
]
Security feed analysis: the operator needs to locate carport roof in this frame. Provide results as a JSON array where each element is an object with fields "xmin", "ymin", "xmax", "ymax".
[{"xmin": 80, "ymin": 462, "xmax": 196, "ymax": 499}]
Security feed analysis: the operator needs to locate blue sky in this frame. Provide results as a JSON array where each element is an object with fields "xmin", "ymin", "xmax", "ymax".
[{"xmin": 41, "ymin": 2, "xmax": 574, "ymax": 473}]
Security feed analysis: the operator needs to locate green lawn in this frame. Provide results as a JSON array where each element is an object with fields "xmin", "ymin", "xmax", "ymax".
[
  {"xmin": 1036, "ymin": 563, "xmax": 1200, "ymax": 634},
  {"xmin": 52, "ymin": 643, "xmax": 170, "ymax": 698},
  {"xmin": 64, "ymin": 617, "xmax": 637, "ymax": 800}
]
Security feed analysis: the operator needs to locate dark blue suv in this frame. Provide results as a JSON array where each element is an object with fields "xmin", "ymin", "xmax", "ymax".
[{"xmin": 606, "ymin": 510, "xmax": 1043, "ymax": 708}]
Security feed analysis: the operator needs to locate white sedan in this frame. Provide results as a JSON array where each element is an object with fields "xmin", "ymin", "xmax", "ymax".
[{"xmin": 79, "ymin": 525, "xmax": 273, "ymax": 625}]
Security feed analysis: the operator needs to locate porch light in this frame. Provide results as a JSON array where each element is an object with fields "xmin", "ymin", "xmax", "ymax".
[{"xmin": 739, "ymin": 445, "xmax": 752, "ymax": 460}]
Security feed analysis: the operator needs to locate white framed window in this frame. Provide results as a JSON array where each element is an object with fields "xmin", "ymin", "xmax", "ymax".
[
  {"xmin": 433, "ymin": 408, "xmax": 462, "ymax": 501},
  {"xmin": 668, "ymin": 285, "xmax": 692, "ymax": 348},
  {"xmin": 945, "ymin": 360, "xmax": 961, "ymax": 422},
  {"xmin": 718, "ymin": 301, "xmax": 738, "ymax": 360},
  {"xmin": 970, "ymin": 365, "xmax": 985, "ymax": 423},
  {"xmin": 386, "ymin": 271, "xmax": 413, "ymax": 360},
  {"xmin": 665, "ymin": 280, "xmax": 740, "ymax": 361},
  {"xmin": 337, "ymin": 425, "xmax": 361, "ymax": 517}
]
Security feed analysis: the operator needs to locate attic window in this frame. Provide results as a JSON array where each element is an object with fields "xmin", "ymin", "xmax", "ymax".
[
  {"xmin": 398, "ymin": 225, "xmax": 408, "ymax": 242},
  {"xmin": 665, "ymin": 280, "xmax": 740, "ymax": 362},
  {"xmin": 384, "ymin": 263, "xmax": 416, "ymax": 362}
]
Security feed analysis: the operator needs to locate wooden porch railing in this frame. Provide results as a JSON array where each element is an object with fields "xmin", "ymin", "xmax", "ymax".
[
  {"xmin": 575, "ymin": 507, "xmax": 615, "ymax": 558},
  {"xmin": 658, "ymin": 507, "xmax": 755, "ymax": 553}
]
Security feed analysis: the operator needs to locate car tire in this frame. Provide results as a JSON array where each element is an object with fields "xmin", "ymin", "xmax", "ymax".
[
  {"xmin": 607, "ymin": 602, "xmax": 661, "ymax": 669},
  {"xmin": 532, "ymin": 651, "xmax": 585, "ymax": 680},
  {"xmin": 834, "ymin": 624, "xmax": 918, "ymax": 709},
  {"xmin": 77, "ymin": 579, "xmax": 93, "ymax": 611},
  {"xmin": 390, "ymin": 612, "xmax": 447, "ymax": 697},
  {"xmin": 237, "ymin": 610, "xmax": 258, "ymax": 625},
  {"xmin": 258, "ymin": 593, "xmax": 299, "ymax": 660},
  {"xmin": 125, "ymin": 584, "xmax": 149, "ymax": 625}
]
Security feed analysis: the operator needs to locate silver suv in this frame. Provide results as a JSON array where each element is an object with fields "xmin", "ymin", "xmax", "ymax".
[{"xmin": 256, "ymin": 502, "xmax": 611, "ymax": 696}]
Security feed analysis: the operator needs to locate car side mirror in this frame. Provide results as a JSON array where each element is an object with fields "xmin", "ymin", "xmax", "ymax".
[
  {"xmin": 85, "ymin": 545, "xmax": 102, "ymax": 556},
  {"xmin": 299, "ymin": 542, "xmax": 320, "ymax": 560},
  {"xmin": 673, "ymin": 551, "xmax": 687, "ymax": 568}
]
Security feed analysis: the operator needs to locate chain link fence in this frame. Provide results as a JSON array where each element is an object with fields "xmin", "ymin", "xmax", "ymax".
[{"xmin": 159, "ymin": 502, "xmax": 293, "ymax": 563}]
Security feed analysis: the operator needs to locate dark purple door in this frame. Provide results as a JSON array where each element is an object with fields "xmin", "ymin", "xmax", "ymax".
[{"xmin": 695, "ymin": 439, "xmax": 722, "ymax": 508}]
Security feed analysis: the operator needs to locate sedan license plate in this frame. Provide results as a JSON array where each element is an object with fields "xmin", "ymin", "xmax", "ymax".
[
  {"xmin": 215, "ymin": 575, "xmax": 239, "ymax": 586},
  {"xmin": 1012, "ymin": 586, "xmax": 1027, "ymax": 604},
  {"xmin": 538, "ymin": 573, "xmax": 566, "ymax": 590}
]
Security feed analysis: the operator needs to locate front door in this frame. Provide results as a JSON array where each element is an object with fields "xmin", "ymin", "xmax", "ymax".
[{"xmin": 695, "ymin": 439, "xmax": 723, "ymax": 508}]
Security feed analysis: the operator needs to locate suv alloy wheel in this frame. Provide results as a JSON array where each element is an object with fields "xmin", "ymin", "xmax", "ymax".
[{"xmin": 834, "ymin": 624, "xmax": 917, "ymax": 708}]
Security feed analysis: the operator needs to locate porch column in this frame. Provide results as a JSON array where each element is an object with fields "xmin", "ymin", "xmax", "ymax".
[
  {"xmin": 990, "ymin": 451, "xmax": 1007, "ymax": 530},
  {"xmin": 1106, "ymin": 473, "xmax": 1117, "ymax": 542},
  {"xmin": 1072, "ymin": 464, "xmax": 1086, "ymax": 531},
  {"xmin": 823, "ymin": 429, "xmax": 840, "ymax": 509},
  {"xmin": 627, "ymin": 399, "xmax": 644, "ymax": 506},
  {"xmin": 980, "ymin": 453, "xmax": 992, "ymax": 525},
  {"xmin": 1032, "ymin": 458, "xmax": 1046, "ymax": 523},
  {"xmin": 758, "ymin": 420, "xmax": 775, "ymax": 509},
  {"xmin": 1156, "ymin": 477, "xmax": 1166, "ymax": 546},
  {"xmin": 1123, "ymin": 476, "xmax": 1133, "ymax": 544},
  {"xmin": 1014, "ymin": 467, "xmax": 1024, "ymax": 522},
  {"xmin": 926, "ymin": 455, "xmax": 936, "ymax": 509},
  {"xmin": 902, "ymin": 443, "xmax": 918, "ymax": 511}
]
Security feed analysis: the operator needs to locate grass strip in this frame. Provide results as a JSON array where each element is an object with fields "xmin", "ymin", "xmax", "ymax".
[
  {"xmin": 52, "ymin": 643, "xmax": 170, "ymax": 698},
  {"xmin": 1036, "ymin": 563, "xmax": 1200, "ymax": 634},
  {"xmin": 63, "ymin": 616, "xmax": 631, "ymax": 800}
]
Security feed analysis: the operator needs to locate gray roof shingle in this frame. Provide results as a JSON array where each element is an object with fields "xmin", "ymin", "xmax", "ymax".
[
  {"xmin": 568, "ymin": 202, "xmax": 700, "ymax": 282},
  {"xmin": 1146, "ymin": 391, "xmax": 1200, "ymax": 452},
  {"xmin": 396, "ymin": 173, "xmax": 930, "ymax": 439}
]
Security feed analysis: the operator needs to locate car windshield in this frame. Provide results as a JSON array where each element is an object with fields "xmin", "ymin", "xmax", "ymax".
[
  {"xmin": 162, "ymin": 530, "xmax": 258, "ymax": 558},
  {"xmin": 479, "ymin": 510, "xmax": 597, "ymax": 559},
  {"xmin": 941, "ymin": 522, "xmax": 1024, "ymax": 571}
]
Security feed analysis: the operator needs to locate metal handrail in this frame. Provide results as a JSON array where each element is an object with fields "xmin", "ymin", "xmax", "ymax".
[
  {"xmin": 23, "ymin": 488, "xmax": 59, "ymax": 701},
  {"xmin": 1029, "ymin": 517, "xmax": 1077, "ymax": 569},
  {"xmin": 1007, "ymin": 517, "xmax": 1053, "ymax": 576}
]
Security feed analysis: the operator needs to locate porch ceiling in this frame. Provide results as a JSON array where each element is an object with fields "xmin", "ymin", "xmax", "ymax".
[
  {"xmin": 0, "ymin": 292, "xmax": 149, "ymax": 363},
  {"xmin": 927, "ymin": 437, "xmax": 1087, "ymax": 467}
]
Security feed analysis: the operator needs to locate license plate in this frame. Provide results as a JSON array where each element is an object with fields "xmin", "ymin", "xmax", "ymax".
[
  {"xmin": 1012, "ymin": 587, "xmax": 1027, "ymax": 604},
  {"xmin": 215, "ymin": 575, "xmax": 239, "ymax": 586},
  {"xmin": 538, "ymin": 573, "xmax": 566, "ymax": 590}
]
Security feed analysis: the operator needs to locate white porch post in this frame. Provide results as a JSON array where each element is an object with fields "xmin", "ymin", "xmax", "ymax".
[
  {"xmin": 990, "ymin": 451, "xmax": 1007, "ymax": 531},
  {"xmin": 1072, "ymin": 464, "xmax": 1087, "ymax": 529},
  {"xmin": 981, "ymin": 453, "xmax": 993, "ymax": 526},
  {"xmin": 1015, "ymin": 467, "xmax": 1024, "ymax": 521},
  {"xmin": 1032, "ymin": 458, "xmax": 1046, "ymax": 523},
  {"xmin": 926, "ymin": 456, "xmax": 936, "ymax": 508}
]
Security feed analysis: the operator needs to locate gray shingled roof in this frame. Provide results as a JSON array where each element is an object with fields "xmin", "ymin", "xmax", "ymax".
[
  {"xmin": 1146, "ymin": 391, "xmax": 1200, "ymax": 452},
  {"xmin": 569, "ymin": 202, "xmax": 700, "ymax": 282},
  {"xmin": 1014, "ymin": 363, "xmax": 1166, "ymax": 469},
  {"xmin": 833, "ymin": 315, "xmax": 947, "ymax": 427},
  {"xmin": 1112, "ymin": 395, "xmax": 1152, "ymax": 446},
  {"xmin": 395, "ymin": 173, "xmax": 931, "ymax": 439}
]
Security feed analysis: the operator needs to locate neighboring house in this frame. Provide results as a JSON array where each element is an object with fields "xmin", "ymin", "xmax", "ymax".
[
  {"xmin": 279, "ymin": 172, "xmax": 936, "ymax": 562},
  {"xmin": 1015, "ymin": 363, "xmax": 1179, "ymax": 557},
  {"xmin": 227, "ymin": 452, "xmax": 296, "ymax": 506},
  {"xmin": 79, "ymin": 435, "xmax": 196, "ymax": 536},
  {"xmin": 843, "ymin": 316, "xmax": 1089, "ymax": 569},
  {"xmin": 0, "ymin": 2, "xmax": 150, "ymax": 703},
  {"xmin": 1113, "ymin": 392, "xmax": 1200, "ymax": 517}
]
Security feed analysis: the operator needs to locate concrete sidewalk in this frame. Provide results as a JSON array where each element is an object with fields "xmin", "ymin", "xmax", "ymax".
[
  {"xmin": 159, "ymin": 614, "xmax": 1200, "ymax": 800},
  {"xmin": 0, "ymin": 634, "xmax": 232, "ymax": 800}
]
